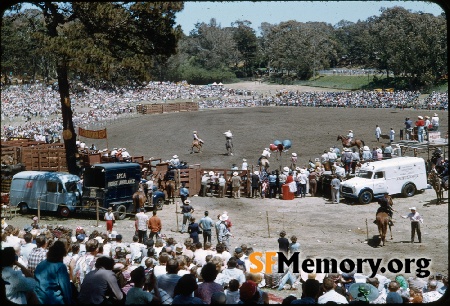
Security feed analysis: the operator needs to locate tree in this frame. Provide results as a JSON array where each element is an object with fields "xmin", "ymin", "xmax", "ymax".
[
  {"xmin": 2, "ymin": 2, "xmax": 183, "ymax": 174},
  {"xmin": 231, "ymin": 20, "xmax": 258, "ymax": 77}
]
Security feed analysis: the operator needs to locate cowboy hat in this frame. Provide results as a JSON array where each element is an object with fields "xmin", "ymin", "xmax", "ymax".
[
  {"xmin": 193, "ymin": 130, "xmax": 197, "ymax": 133},
  {"xmin": 296, "ymin": 167, "xmax": 301, "ymax": 171},
  {"xmin": 344, "ymin": 148, "xmax": 351, "ymax": 152},
  {"xmin": 424, "ymin": 115, "xmax": 430, "ymax": 119},
  {"xmin": 254, "ymin": 171, "xmax": 259, "ymax": 175},
  {"xmin": 348, "ymin": 283, "xmax": 379, "ymax": 302},
  {"xmin": 233, "ymin": 172, "xmax": 238, "ymax": 176},
  {"xmin": 349, "ymin": 130, "xmax": 353, "ymax": 132},
  {"xmin": 219, "ymin": 213, "xmax": 229, "ymax": 221},
  {"xmin": 173, "ymin": 155, "xmax": 178, "ymax": 159},
  {"xmin": 108, "ymin": 230, "xmax": 118, "ymax": 239},
  {"xmin": 283, "ymin": 166, "xmax": 289, "ymax": 172},
  {"xmin": 184, "ymin": 199, "xmax": 191, "ymax": 204},
  {"xmin": 418, "ymin": 115, "xmax": 423, "ymax": 119},
  {"xmin": 209, "ymin": 171, "xmax": 214, "ymax": 176},
  {"xmin": 242, "ymin": 158, "xmax": 247, "ymax": 162},
  {"xmin": 409, "ymin": 207, "xmax": 416, "ymax": 210},
  {"xmin": 330, "ymin": 148, "xmax": 334, "ymax": 152},
  {"xmin": 142, "ymin": 167, "xmax": 148, "ymax": 171},
  {"xmin": 363, "ymin": 146, "xmax": 370, "ymax": 151},
  {"xmin": 434, "ymin": 113, "xmax": 438, "ymax": 117},
  {"xmin": 300, "ymin": 169, "xmax": 306, "ymax": 174},
  {"xmin": 94, "ymin": 236, "xmax": 104, "ymax": 244},
  {"xmin": 291, "ymin": 152, "xmax": 297, "ymax": 157},
  {"xmin": 223, "ymin": 130, "xmax": 231, "ymax": 134}
]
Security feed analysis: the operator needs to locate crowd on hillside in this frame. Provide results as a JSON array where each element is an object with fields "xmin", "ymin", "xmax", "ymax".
[
  {"xmin": 0, "ymin": 82, "xmax": 448, "ymax": 140},
  {"xmin": 1, "ymin": 214, "xmax": 447, "ymax": 305}
]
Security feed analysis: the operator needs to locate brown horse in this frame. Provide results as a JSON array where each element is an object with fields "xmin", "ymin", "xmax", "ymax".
[
  {"xmin": 428, "ymin": 168, "xmax": 447, "ymax": 204},
  {"xmin": 337, "ymin": 135, "xmax": 365, "ymax": 149},
  {"xmin": 191, "ymin": 139, "xmax": 202, "ymax": 153},
  {"xmin": 376, "ymin": 212, "xmax": 392, "ymax": 247},
  {"xmin": 163, "ymin": 180, "xmax": 176, "ymax": 204},
  {"xmin": 132, "ymin": 188, "xmax": 146, "ymax": 213}
]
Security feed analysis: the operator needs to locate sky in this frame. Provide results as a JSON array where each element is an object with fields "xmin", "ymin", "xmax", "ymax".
[{"xmin": 175, "ymin": 1, "xmax": 445, "ymax": 34}]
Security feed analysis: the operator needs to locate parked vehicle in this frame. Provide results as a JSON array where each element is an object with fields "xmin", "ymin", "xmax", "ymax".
[
  {"xmin": 9, "ymin": 171, "xmax": 81, "ymax": 217},
  {"xmin": 80, "ymin": 163, "xmax": 141, "ymax": 219},
  {"xmin": 340, "ymin": 157, "xmax": 427, "ymax": 204}
]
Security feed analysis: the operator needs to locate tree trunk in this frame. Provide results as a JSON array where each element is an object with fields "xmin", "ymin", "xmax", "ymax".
[{"xmin": 56, "ymin": 61, "xmax": 80, "ymax": 175}]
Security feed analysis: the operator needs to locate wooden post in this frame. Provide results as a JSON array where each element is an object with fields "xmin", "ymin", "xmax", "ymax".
[
  {"xmin": 266, "ymin": 211, "xmax": 271, "ymax": 238},
  {"xmin": 96, "ymin": 199, "xmax": 99, "ymax": 227},
  {"xmin": 176, "ymin": 201, "xmax": 179, "ymax": 232},
  {"xmin": 365, "ymin": 218, "xmax": 369, "ymax": 241},
  {"xmin": 37, "ymin": 198, "xmax": 41, "ymax": 222}
]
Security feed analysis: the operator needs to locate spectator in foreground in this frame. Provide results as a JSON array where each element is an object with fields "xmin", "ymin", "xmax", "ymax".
[{"xmin": 172, "ymin": 274, "xmax": 206, "ymax": 304}]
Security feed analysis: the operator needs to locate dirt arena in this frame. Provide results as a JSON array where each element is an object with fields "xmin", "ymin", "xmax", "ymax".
[{"xmin": 3, "ymin": 82, "xmax": 448, "ymax": 300}]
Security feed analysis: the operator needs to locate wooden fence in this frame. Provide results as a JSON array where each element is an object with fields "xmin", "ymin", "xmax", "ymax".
[{"xmin": 136, "ymin": 101, "xmax": 198, "ymax": 115}]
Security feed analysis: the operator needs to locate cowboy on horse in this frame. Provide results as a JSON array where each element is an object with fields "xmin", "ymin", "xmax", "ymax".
[
  {"xmin": 193, "ymin": 131, "xmax": 204, "ymax": 144},
  {"xmin": 224, "ymin": 130, "xmax": 233, "ymax": 156},
  {"xmin": 347, "ymin": 130, "xmax": 354, "ymax": 144},
  {"xmin": 374, "ymin": 192, "xmax": 395, "ymax": 226}
]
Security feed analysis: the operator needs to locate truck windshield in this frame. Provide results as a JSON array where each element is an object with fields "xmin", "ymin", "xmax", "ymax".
[
  {"xmin": 84, "ymin": 168, "xmax": 106, "ymax": 188},
  {"xmin": 357, "ymin": 171, "xmax": 373, "ymax": 179},
  {"xmin": 65, "ymin": 181, "xmax": 79, "ymax": 193}
]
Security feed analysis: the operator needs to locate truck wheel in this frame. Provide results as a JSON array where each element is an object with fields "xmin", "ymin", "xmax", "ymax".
[
  {"xmin": 58, "ymin": 206, "xmax": 70, "ymax": 218},
  {"xmin": 116, "ymin": 205, "xmax": 127, "ymax": 220},
  {"xmin": 19, "ymin": 203, "xmax": 28, "ymax": 214},
  {"xmin": 156, "ymin": 198, "xmax": 164, "ymax": 210},
  {"xmin": 358, "ymin": 190, "xmax": 373, "ymax": 204},
  {"xmin": 402, "ymin": 183, "xmax": 416, "ymax": 197}
]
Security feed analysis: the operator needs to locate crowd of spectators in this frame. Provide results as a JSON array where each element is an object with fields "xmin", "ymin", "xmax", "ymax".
[
  {"xmin": 1, "ymin": 217, "xmax": 447, "ymax": 305},
  {"xmin": 1, "ymin": 82, "xmax": 447, "ymax": 140}
]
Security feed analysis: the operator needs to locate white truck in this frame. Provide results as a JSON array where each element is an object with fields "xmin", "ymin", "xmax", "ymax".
[{"xmin": 340, "ymin": 157, "xmax": 428, "ymax": 204}]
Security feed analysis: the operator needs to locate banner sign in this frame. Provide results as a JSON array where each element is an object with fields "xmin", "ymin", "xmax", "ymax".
[{"xmin": 78, "ymin": 127, "xmax": 107, "ymax": 139}]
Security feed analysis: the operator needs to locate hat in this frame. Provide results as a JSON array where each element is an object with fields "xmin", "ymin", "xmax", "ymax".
[
  {"xmin": 193, "ymin": 131, "xmax": 197, "ymax": 133},
  {"xmin": 295, "ymin": 167, "xmax": 301, "ymax": 171},
  {"xmin": 184, "ymin": 200, "xmax": 191, "ymax": 204},
  {"xmin": 71, "ymin": 236, "xmax": 77, "ymax": 243},
  {"xmin": 116, "ymin": 234, "xmax": 123, "ymax": 240},
  {"xmin": 113, "ymin": 263, "xmax": 125, "ymax": 270},
  {"xmin": 76, "ymin": 234, "xmax": 86, "ymax": 241},
  {"xmin": 348, "ymin": 283, "xmax": 379, "ymax": 302},
  {"xmin": 409, "ymin": 207, "xmax": 416, "ymax": 210},
  {"xmin": 344, "ymin": 148, "xmax": 351, "ymax": 152},
  {"xmin": 108, "ymin": 230, "xmax": 118, "ymax": 239},
  {"xmin": 108, "ymin": 207, "xmax": 112, "ymax": 211},
  {"xmin": 33, "ymin": 216, "xmax": 38, "ymax": 221},
  {"xmin": 173, "ymin": 155, "xmax": 178, "ymax": 159},
  {"xmin": 424, "ymin": 115, "xmax": 430, "ymax": 119},
  {"xmin": 240, "ymin": 280, "xmax": 258, "ymax": 301},
  {"xmin": 94, "ymin": 236, "xmax": 104, "ymax": 244},
  {"xmin": 434, "ymin": 113, "xmax": 438, "ymax": 117},
  {"xmin": 24, "ymin": 225, "xmax": 33, "ymax": 232},
  {"xmin": 300, "ymin": 169, "xmax": 305, "ymax": 174},
  {"xmin": 349, "ymin": 130, "xmax": 353, "ymax": 132},
  {"xmin": 243, "ymin": 158, "xmax": 247, "ymax": 162},
  {"xmin": 113, "ymin": 148, "xmax": 117, "ymax": 150},
  {"xmin": 175, "ymin": 244, "xmax": 184, "ymax": 253},
  {"xmin": 234, "ymin": 247, "xmax": 243, "ymax": 254},
  {"xmin": 330, "ymin": 147, "xmax": 334, "ymax": 152},
  {"xmin": 376, "ymin": 148, "xmax": 382, "ymax": 153},
  {"xmin": 219, "ymin": 213, "xmax": 229, "ymax": 221},
  {"xmin": 283, "ymin": 166, "xmax": 289, "ymax": 172},
  {"xmin": 291, "ymin": 153, "xmax": 297, "ymax": 157},
  {"xmin": 142, "ymin": 167, "xmax": 148, "ymax": 171},
  {"xmin": 254, "ymin": 171, "xmax": 259, "ymax": 175},
  {"xmin": 363, "ymin": 146, "xmax": 370, "ymax": 151},
  {"xmin": 209, "ymin": 171, "xmax": 214, "ymax": 176},
  {"xmin": 233, "ymin": 172, "xmax": 238, "ymax": 176},
  {"xmin": 418, "ymin": 116, "xmax": 423, "ymax": 119}
]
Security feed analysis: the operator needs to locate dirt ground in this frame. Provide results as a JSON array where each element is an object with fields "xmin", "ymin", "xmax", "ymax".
[{"xmin": 2, "ymin": 82, "xmax": 448, "ymax": 300}]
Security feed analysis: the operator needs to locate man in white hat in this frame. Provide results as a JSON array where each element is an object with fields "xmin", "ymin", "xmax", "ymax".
[
  {"xmin": 170, "ymin": 155, "xmax": 180, "ymax": 168},
  {"xmin": 401, "ymin": 207, "xmax": 423, "ymax": 243},
  {"xmin": 231, "ymin": 172, "xmax": 242, "ymax": 198},
  {"xmin": 251, "ymin": 171, "xmax": 261, "ymax": 198},
  {"xmin": 224, "ymin": 130, "xmax": 233, "ymax": 156},
  {"xmin": 241, "ymin": 159, "xmax": 248, "ymax": 171},
  {"xmin": 327, "ymin": 148, "xmax": 337, "ymax": 164},
  {"xmin": 217, "ymin": 213, "xmax": 232, "ymax": 251},
  {"xmin": 193, "ymin": 130, "xmax": 204, "ymax": 144},
  {"xmin": 201, "ymin": 171, "xmax": 211, "ymax": 197},
  {"xmin": 415, "ymin": 116, "xmax": 425, "ymax": 143},
  {"xmin": 180, "ymin": 200, "xmax": 194, "ymax": 233},
  {"xmin": 431, "ymin": 113, "xmax": 439, "ymax": 131},
  {"xmin": 121, "ymin": 148, "xmax": 131, "ymax": 160},
  {"xmin": 341, "ymin": 148, "xmax": 353, "ymax": 175},
  {"xmin": 347, "ymin": 130, "xmax": 354, "ymax": 143},
  {"xmin": 290, "ymin": 152, "xmax": 298, "ymax": 169}
]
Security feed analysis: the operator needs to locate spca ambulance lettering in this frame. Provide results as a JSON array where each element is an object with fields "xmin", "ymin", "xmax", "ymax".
[{"xmin": 107, "ymin": 173, "xmax": 136, "ymax": 187}]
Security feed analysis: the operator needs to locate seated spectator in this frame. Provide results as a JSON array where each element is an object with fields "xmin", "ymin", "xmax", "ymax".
[
  {"xmin": 292, "ymin": 278, "xmax": 321, "ymax": 304},
  {"xmin": 194, "ymin": 262, "xmax": 223, "ymax": 303},
  {"xmin": 156, "ymin": 258, "xmax": 181, "ymax": 298},
  {"xmin": 318, "ymin": 276, "xmax": 349, "ymax": 304},
  {"xmin": 172, "ymin": 274, "xmax": 206, "ymax": 304},
  {"xmin": 125, "ymin": 266, "xmax": 161, "ymax": 304},
  {"xmin": 422, "ymin": 280, "xmax": 443, "ymax": 303},
  {"xmin": 239, "ymin": 280, "xmax": 260, "ymax": 304},
  {"xmin": 225, "ymin": 278, "xmax": 240, "ymax": 304},
  {"xmin": 221, "ymin": 257, "xmax": 246, "ymax": 285},
  {"xmin": 386, "ymin": 281, "xmax": 403, "ymax": 304}
]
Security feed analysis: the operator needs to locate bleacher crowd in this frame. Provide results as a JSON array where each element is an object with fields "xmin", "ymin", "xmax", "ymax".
[{"xmin": 1, "ymin": 82, "xmax": 448, "ymax": 140}]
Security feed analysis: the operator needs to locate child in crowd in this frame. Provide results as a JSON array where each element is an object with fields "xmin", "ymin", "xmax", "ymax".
[
  {"xmin": 225, "ymin": 279, "xmax": 240, "ymax": 304},
  {"xmin": 278, "ymin": 230, "xmax": 289, "ymax": 256}
]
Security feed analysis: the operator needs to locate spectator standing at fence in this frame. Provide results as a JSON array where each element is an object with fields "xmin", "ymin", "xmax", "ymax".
[
  {"xmin": 404, "ymin": 117, "xmax": 413, "ymax": 140},
  {"xmin": 375, "ymin": 125, "xmax": 382, "ymax": 142},
  {"xmin": 431, "ymin": 113, "xmax": 439, "ymax": 131},
  {"xmin": 104, "ymin": 207, "xmax": 115, "ymax": 234},
  {"xmin": 389, "ymin": 128, "xmax": 395, "ymax": 144},
  {"xmin": 231, "ymin": 172, "xmax": 242, "ymax": 199},
  {"xmin": 179, "ymin": 182, "xmax": 189, "ymax": 204},
  {"xmin": 199, "ymin": 211, "xmax": 214, "ymax": 245},
  {"xmin": 402, "ymin": 207, "xmax": 423, "ymax": 243},
  {"xmin": 415, "ymin": 116, "xmax": 425, "ymax": 142}
]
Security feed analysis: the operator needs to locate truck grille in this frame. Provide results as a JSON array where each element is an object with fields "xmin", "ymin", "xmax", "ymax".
[{"xmin": 342, "ymin": 186, "xmax": 353, "ymax": 194}]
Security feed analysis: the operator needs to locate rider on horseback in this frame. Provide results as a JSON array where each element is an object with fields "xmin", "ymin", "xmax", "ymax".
[
  {"xmin": 258, "ymin": 148, "xmax": 271, "ymax": 166},
  {"xmin": 347, "ymin": 130, "xmax": 354, "ymax": 144},
  {"xmin": 224, "ymin": 130, "xmax": 233, "ymax": 156},
  {"xmin": 193, "ymin": 131, "xmax": 204, "ymax": 144},
  {"xmin": 374, "ymin": 192, "xmax": 395, "ymax": 226}
]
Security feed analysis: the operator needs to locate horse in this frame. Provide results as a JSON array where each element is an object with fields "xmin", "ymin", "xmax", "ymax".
[
  {"xmin": 225, "ymin": 138, "xmax": 233, "ymax": 156},
  {"xmin": 163, "ymin": 180, "xmax": 176, "ymax": 204},
  {"xmin": 337, "ymin": 135, "xmax": 365, "ymax": 150},
  {"xmin": 132, "ymin": 188, "xmax": 146, "ymax": 213},
  {"xmin": 428, "ymin": 168, "xmax": 447, "ymax": 204},
  {"xmin": 258, "ymin": 157, "xmax": 270, "ymax": 171},
  {"xmin": 376, "ymin": 212, "xmax": 392, "ymax": 247},
  {"xmin": 191, "ymin": 139, "xmax": 202, "ymax": 154}
]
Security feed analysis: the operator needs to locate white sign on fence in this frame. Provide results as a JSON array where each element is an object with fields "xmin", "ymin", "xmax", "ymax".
[{"xmin": 428, "ymin": 131, "xmax": 441, "ymax": 143}]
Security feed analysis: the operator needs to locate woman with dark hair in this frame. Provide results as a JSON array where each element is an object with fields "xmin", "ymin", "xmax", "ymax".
[
  {"xmin": 34, "ymin": 240, "xmax": 73, "ymax": 304},
  {"xmin": 172, "ymin": 274, "xmax": 205, "ymax": 304},
  {"xmin": 194, "ymin": 262, "xmax": 223, "ymax": 303},
  {"xmin": 187, "ymin": 217, "xmax": 200, "ymax": 243}
]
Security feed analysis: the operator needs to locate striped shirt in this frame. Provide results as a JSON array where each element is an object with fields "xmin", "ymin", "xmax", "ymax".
[{"xmin": 27, "ymin": 247, "xmax": 48, "ymax": 275}]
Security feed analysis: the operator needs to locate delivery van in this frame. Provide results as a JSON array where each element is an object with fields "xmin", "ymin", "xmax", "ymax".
[
  {"xmin": 80, "ymin": 163, "xmax": 141, "ymax": 220},
  {"xmin": 9, "ymin": 171, "xmax": 82, "ymax": 217},
  {"xmin": 340, "ymin": 157, "xmax": 427, "ymax": 204}
]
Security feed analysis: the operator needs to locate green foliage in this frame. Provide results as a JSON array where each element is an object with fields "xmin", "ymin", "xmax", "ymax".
[{"xmin": 179, "ymin": 62, "xmax": 235, "ymax": 85}]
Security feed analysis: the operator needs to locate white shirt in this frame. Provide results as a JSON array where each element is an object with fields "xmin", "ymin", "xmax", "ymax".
[
  {"xmin": 402, "ymin": 212, "xmax": 423, "ymax": 223},
  {"xmin": 221, "ymin": 267, "xmax": 246, "ymax": 285},
  {"xmin": 318, "ymin": 289, "xmax": 349, "ymax": 304},
  {"xmin": 242, "ymin": 162, "xmax": 248, "ymax": 170},
  {"xmin": 431, "ymin": 116, "xmax": 439, "ymax": 126},
  {"xmin": 121, "ymin": 150, "xmax": 131, "ymax": 158},
  {"xmin": 422, "ymin": 290, "xmax": 443, "ymax": 303}
]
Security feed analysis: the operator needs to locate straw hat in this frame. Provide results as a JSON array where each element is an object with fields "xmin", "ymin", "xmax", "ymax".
[
  {"xmin": 283, "ymin": 166, "xmax": 289, "ymax": 172},
  {"xmin": 349, "ymin": 130, "xmax": 353, "ymax": 132},
  {"xmin": 418, "ymin": 116, "xmax": 423, "ymax": 119},
  {"xmin": 209, "ymin": 171, "xmax": 214, "ymax": 176},
  {"xmin": 184, "ymin": 199, "xmax": 191, "ymax": 204},
  {"xmin": 219, "ymin": 213, "xmax": 229, "ymax": 221}
]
